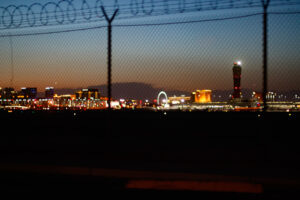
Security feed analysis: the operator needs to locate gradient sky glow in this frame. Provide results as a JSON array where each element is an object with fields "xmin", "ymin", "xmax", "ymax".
[{"xmin": 0, "ymin": 0, "xmax": 300, "ymax": 96}]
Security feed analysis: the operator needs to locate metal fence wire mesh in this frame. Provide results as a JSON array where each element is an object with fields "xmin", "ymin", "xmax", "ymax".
[{"xmin": 0, "ymin": 0, "xmax": 299, "ymax": 110}]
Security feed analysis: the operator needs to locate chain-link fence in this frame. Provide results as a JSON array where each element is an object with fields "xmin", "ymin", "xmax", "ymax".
[{"xmin": 0, "ymin": 0, "xmax": 299, "ymax": 111}]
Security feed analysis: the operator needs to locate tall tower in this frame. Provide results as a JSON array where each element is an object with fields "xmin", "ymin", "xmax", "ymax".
[{"xmin": 232, "ymin": 61, "xmax": 242, "ymax": 99}]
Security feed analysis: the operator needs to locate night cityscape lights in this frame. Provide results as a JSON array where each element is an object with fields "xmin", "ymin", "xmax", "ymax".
[{"xmin": 0, "ymin": 62, "xmax": 300, "ymax": 112}]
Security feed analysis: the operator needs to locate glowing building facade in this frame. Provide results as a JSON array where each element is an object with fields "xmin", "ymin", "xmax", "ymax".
[
  {"xmin": 191, "ymin": 90, "xmax": 212, "ymax": 103},
  {"xmin": 169, "ymin": 95, "xmax": 191, "ymax": 105},
  {"xmin": 76, "ymin": 89, "xmax": 99, "ymax": 100}
]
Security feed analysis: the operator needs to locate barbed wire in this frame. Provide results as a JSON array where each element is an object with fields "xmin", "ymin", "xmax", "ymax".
[
  {"xmin": 0, "ymin": 0, "xmax": 299, "ymax": 30},
  {"xmin": 0, "ymin": 10, "xmax": 299, "ymax": 38}
]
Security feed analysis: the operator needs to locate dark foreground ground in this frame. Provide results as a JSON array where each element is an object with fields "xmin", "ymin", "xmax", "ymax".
[{"xmin": 0, "ymin": 109, "xmax": 299, "ymax": 197}]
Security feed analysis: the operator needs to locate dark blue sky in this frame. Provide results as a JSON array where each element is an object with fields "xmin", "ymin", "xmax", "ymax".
[{"xmin": 0, "ymin": 0, "xmax": 299, "ymax": 94}]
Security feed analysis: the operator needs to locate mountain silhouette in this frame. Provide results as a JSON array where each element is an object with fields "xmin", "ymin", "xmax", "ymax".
[
  {"xmin": 88, "ymin": 82, "xmax": 190, "ymax": 100},
  {"xmin": 38, "ymin": 83, "xmax": 300, "ymax": 101},
  {"xmin": 51, "ymin": 82, "xmax": 190, "ymax": 100}
]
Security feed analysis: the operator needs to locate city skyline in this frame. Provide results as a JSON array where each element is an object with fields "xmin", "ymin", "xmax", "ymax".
[
  {"xmin": 0, "ymin": 0, "xmax": 299, "ymax": 94},
  {"xmin": 1, "ymin": 81, "xmax": 299, "ymax": 102}
]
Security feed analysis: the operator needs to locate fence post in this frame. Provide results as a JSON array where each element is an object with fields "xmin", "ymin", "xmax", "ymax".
[
  {"xmin": 262, "ymin": 0, "xmax": 270, "ymax": 113},
  {"xmin": 101, "ymin": 6, "xmax": 119, "ymax": 110}
]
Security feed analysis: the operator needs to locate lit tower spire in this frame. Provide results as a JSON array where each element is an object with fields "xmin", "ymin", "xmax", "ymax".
[{"xmin": 232, "ymin": 61, "xmax": 242, "ymax": 99}]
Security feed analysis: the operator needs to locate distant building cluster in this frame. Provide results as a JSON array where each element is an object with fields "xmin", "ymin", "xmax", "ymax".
[
  {"xmin": 0, "ymin": 87, "xmax": 37, "ymax": 100},
  {"xmin": 1, "ymin": 62, "xmax": 299, "ymax": 111},
  {"xmin": 0, "ymin": 87, "xmax": 140, "ymax": 110}
]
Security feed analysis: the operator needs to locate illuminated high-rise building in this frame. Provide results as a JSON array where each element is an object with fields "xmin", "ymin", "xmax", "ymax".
[
  {"xmin": 76, "ymin": 89, "xmax": 99, "ymax": 100},
  {"xmin": 232, "ymin": 61, "xmax": 242, "ymax": 99},
  {"xmin": 266, "ymin": 92, "xmax": 276, "ymax": 102},
  {"xmin": 2, "ymin": 87, "xmax": 17, "ymax": 99},
  {"xmin": 45, "ymin": 87, "xmax": 54, "ymax": 99},
  {"xmin": 191, "ymin": 90, "xmax": 212, "ymax": 103},
  {"xmin": 20, "ymin": 87, "xmax": 37, "ymax": 99}
]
